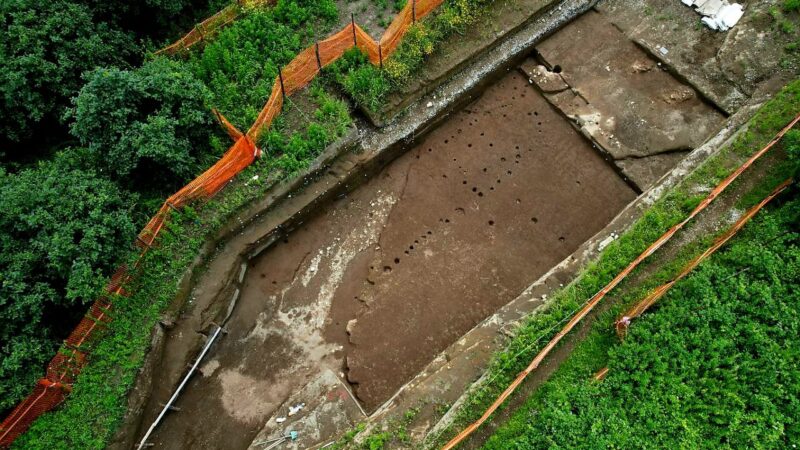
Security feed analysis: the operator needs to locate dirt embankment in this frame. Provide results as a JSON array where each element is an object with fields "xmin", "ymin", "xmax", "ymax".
[{"xmin": 138, "ymin": 67, "xmax": 635, "ymax": 449}]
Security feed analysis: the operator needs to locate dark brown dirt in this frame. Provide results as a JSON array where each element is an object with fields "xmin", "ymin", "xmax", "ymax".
[
  {"xmin": 341, "ymin": 71, "xmax": 636, "ymax": 410},
  {"xmin": 528, "ymin": 9, "xmax": 726, "ymax": 191},
  {"xmin": 597, "ymin": 0, "xmax": 800, "ymax": 113},
  {"xmin": 142, "ymin": 69, "xmax": 635, "ymax": 449}
]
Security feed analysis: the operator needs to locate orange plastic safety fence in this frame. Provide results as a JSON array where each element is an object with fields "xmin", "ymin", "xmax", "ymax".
[
  {"xmin": 592, "ymin": 367, "xmax": 609, "ymax": 381},
  {"xmin": 247, "ymin": 81, "xmax": 283, "ymax": 142},
  {"xmin": 156, "ymin": 5, "xmax": 240, "ymax": 56},
  {"xmin": 380, "ymin": 5, "xmax": 413, "ymax": 57},
  {"xmin": 319, "ymin": 26, "xmax": 358, "ymax": 67},
  {"xmin": 156, "ymin": 0, "xmax": 277, "ymax": 56},
  {"xmin": 213, "ymin": 109, "xmax": 244, "ymax": 141},
  {"xmin": 441, "ymin": 113, "xmax": 800, "ymax": 450},
  {"xmin": 0, "ymin": 381, "xmax": 67, "ymax": 447},
  {"xmin": 0, "ymin": 265, "xmax": 128, "ymax": 446},
  {"xmin": 615, "ymin": 178, "xmax": 793, "ymax": 338},
  {"xmin": 3, "ymin": 0, "xmax": 454, "ymax": 446},
  {"xmin": 248, "ymin": 0, "xmax": 446, "ymax": 141}
]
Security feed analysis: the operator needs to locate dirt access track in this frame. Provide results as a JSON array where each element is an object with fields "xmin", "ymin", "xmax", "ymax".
[{"xmin": 120, "ymin": 0, "xmax": 798, "ymax": 449}]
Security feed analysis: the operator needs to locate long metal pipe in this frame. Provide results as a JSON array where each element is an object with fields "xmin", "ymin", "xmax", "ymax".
[{"xmin": 136, "ymin": 326, "xmax": 223, "ymax": 450}]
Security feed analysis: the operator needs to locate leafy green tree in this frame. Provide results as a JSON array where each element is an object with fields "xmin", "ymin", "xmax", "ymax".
[
  {"xmin": 69, "ymin": 58, "xmax": 216, "ymax": 187},
  {"xmin": 0, "ymin": 0, "xmax": 137, "ymax": 145},
  {"xmin": 0, "ymin": 150, "xmax": 136, "ymax": 411}
]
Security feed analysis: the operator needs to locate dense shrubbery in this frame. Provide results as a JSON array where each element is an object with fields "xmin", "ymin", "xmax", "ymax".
[
  {"xmin": 0, "ymin": 0, "xmax": 135, "ymax": 146},
  {"xmin": 786, "ymin": 130, "xmax": 800, "ymax": 178},
  {"xmin": 259, "ymin": 82, "xmax": 353, "ymax": 173},
  {"xmin": 69, "ymin": 58, "xmax": 217, "ymax": 187},
  {"xmin": 485, "ymin": 193, "xmax": 800, "ymax": 449},
  {"xmin": 14, "ymin": 208, "xmax": 203, "ymax": 450},
  {"xmin": 186, "ymin": 0, "xmax": 339, "ymax": 129},
  {"xmin": 329, "ymin": 0, "xmax": 491, "ymax": 110},
  {"xmin": 13, "ymin": 84, "xmax": 353, "ymax": 450},
  {"xmin": 0, "ymin": 151, "xmax": 136, "ymax": 412},
  {"xmin": 324, "ymin": 49, "xmax": 391, "ymax": 111},
  {"xmin": 0, "ymin": 0, "xmax": 225, "ymax": 154},
  {"xmin": 0, "ymin": 0, "xmax": 351, "ymax": 421}
]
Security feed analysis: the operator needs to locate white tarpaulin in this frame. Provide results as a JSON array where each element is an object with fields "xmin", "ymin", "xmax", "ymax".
[{"xmin": 681, "ymin": 0, "xmax": 744, "ymax": 31}]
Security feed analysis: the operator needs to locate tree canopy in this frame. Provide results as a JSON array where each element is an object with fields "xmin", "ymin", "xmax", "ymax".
[
  {"xmin": 0, "ymin": 151, "xmax": 136, "ymax": 411},
  {"xmin": 69, "ymin": 58, "xmax": 215, "ymax": 186},
  {"xmin": 0, "ymin": 0, "xmax": 136, "ymax": 144}
]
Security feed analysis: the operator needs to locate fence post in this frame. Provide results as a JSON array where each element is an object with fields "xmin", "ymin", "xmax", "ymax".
[
  {"xmin": 413, "ymin": 0, "xmax": 416, "ymax": 23},
  {"xmin": 351, "ymin": 13, "xmax": 357, "ymax": 46},
  {"xmin": 278, "ymin": 68, "xmax": 286, "ymax": 100},
  {"xmin": 378, "ymin": 44, "xmax": 383, "ymax": 69},
  {"xmin": 315, "ymin": 41, "xmax": 322, "ymax": 70}
]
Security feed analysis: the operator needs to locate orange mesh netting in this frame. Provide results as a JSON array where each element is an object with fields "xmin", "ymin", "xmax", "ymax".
[
  {"xmin": 0, "ymin": 266, "xmax": 128, "ymax": 447},
  {"xmin": 156, "ymin": 0, "xmax": 277, "ymax": 56},
  {"xmin": 1, "ymin": 1, "xmax": 449, "ymax": 446},
  {"xmin": 441, "ymin": 113, "xmax": 800, "ymax": 450},
  {"xmin": 614, "ymin": 178, "xmax": 793, "ymax": 338},
  {"xmin": 247, "ymin": 0, "xmax": 445, "ymax": 140}
]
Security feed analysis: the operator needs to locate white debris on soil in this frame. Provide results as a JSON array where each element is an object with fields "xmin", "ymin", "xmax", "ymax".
[
  {"xmin": 597, "ymin": 232, "xmax": 619, "ymax": 252},
  {"xmin": 681, "ymin": 0, "xmax": 744, "ymax": 31},
  {"xmin": 288, "ymin": 403, "xmax": 305, "ymax": 416},
  {"xmin": 345, "ymin": 319, "xmax": 357, "ymax": 336}
]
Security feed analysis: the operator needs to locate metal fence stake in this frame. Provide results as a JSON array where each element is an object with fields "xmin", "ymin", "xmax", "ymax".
[
  {"xmin": 351, "ymin": 13, "xmax": 357, "ymax": 46},
  {"xmin": 278, "ymin": 68, "xmax": 286, "ymax": 100}
]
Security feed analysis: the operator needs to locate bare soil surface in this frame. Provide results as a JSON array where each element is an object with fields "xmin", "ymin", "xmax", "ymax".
[
  {"xmin": 374, "ymin": 0, "xmax": 559, "ymax": 124},
  {"xmin": 340, "ymin": 71, "xmax": 635, "ymax": 410},
  {"xmin": 336, "ymin": 0, "xmax": 394, "ymax": 38},
  {"xmin": 142, "ymin": 69, "xmax": 635, "ymax": 449},
  {"xmin": 525, "ymin": 9, "xmax": 726, "ymax": 190},
  {"xmin": 597, "ymin": 0, "xmax": 800, "ymax": 113}
]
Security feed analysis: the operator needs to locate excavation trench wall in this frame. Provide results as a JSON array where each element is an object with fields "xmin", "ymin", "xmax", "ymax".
[{"xmin": 112, "ymin": 2, "xmax": 599, "ymax": 448}]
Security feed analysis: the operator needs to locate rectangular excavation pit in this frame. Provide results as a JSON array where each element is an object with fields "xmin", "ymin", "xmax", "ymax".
[
  {"xmin": 243, "ymin": 68, "xmax": 639, "ymax": 412},
  {"xmin": 139, "ymin": 67, "xmax": 639, "ymax": 449},
  {"xmin": 131, "ymin": 9, "xmax": 740, "ymax": 449}
]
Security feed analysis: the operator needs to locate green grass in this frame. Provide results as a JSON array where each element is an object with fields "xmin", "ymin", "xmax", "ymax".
[
  {"xmin": 184, "ymin": 0, "xmax": 340, "ymax": 131},
  {"xmin": 424, "ymin": 79, "xmax": 800, "ymax": 449},
  {"xmin": 327, "ymin": 0, "xmax": 493, "ymax": 112},
  {"xmin": 12, "ymin": 83, "xmax": 352, "ymax": 450},
  {"xmin": 484, "ymin": 190, "xmax": 800, "ymax": 449},
  {"xmin": 327, "ymin": 407, "xmax": 421, "ymax": 450}
]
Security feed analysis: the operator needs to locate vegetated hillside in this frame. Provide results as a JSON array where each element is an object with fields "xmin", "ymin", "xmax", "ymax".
[
  {"xmin": 0, "ymin": 0, "xmax": 222, "ymax": 412},
  {"xmin": 0, "ymin": 0, "xmax": 346, "ymax": 416},
  {"xmin": 3, "ymin": 0, "xmax": 485, "ymax": 426},
  {"xmin": 324, "ymin": 0, "xmax": 492, "ymax": 111},
  {"xmin": 0, "ymin": 0, "xmax": 228, "ymax": 160},
  {"xmin": 184, "ymin": 0, "xmax": 339, "ymax": 131},
  {"xmin": 484, "ymin": 138, "xmax": 800, "ymax": 448}
]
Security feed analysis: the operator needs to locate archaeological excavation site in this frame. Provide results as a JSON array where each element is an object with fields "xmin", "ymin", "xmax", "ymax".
[{"xmin": 2, "ymin": 0, "xmax": 799, "ymax": 449}]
